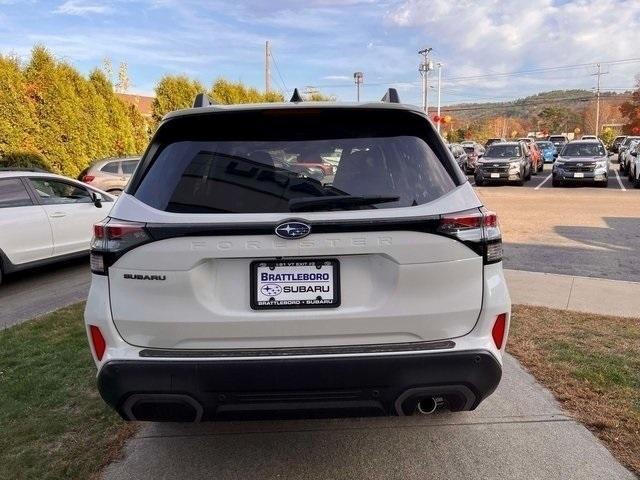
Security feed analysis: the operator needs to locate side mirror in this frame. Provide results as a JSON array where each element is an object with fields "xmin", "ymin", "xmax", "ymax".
[
  {"xmin": 553, "ymin": 152, "xmax": 559, "ymax": 158},
  {"xmin": 632, "ymin": 151, "xmax": 638, "ymax": 157},
  {"xmin": 478, "ymin": 153, "xmax": 484, "ymax": 158},
  {"xmin": 91, "ymin": 192, "xmax": 103, "ymax": 208}
]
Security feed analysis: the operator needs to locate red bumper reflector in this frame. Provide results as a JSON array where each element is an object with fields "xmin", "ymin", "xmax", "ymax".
[
  {"xmin": 89, "ymin": 325, "xmax": 106, "ymax": 361},
  {"xmin": 492, "ymin": 313, "xmax": 507, "ymax": 349}
]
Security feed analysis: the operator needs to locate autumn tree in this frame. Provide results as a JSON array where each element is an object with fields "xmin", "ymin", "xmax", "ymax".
[
  {"xmin": 582, "ymin": 100, "xmax": 623, "ymax": 135},
  {"xmin": 210, "ymin": 78, "xmax": 284, "ymax": 104},
  {"xmin": 0, "ymin": 45, "xmax": 148, "ymax": 177},
  {"xmin": 619, "ymin": 75, "xmax": 640, "ymax": 134},
  {"xmin": 0, "ymin": 55, "xmax": 39, "ymax": 156},
  {"xmin": 152, "ymin": 75, "xmax": 205, "ymax": 124},
  {"xmin": 537, "ymin": 106, "xmax": 581, "ymax": 134}
]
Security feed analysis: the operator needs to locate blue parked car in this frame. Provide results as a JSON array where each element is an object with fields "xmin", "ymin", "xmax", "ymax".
[{"xmin": 536, "ymin": 141, "xmax": 558, "ymax": 163}]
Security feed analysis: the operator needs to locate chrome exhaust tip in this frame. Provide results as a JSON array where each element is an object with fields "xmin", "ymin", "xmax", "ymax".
[{"xmin": 416, "ymin": 396, "xmax": 444, "ymax": 415}]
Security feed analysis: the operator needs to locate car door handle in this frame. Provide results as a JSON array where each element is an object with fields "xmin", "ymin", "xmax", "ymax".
[{"xmin": 50, "ymin": 212, "xmax": 67, "ymax": 218}]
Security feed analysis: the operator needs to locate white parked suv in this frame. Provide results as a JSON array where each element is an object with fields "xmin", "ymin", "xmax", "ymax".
[
  {"xmin": 85, "ymin": 90, "xmax": 511, "ymax": 422},
  {"xmin": 0, "ymin": 170, "xmax": 114, "ymax": 285}
]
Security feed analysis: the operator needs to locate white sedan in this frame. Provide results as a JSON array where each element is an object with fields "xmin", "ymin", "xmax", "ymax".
[{"xmin": 0, "ymin": 170, "xmax": 115, "ymax": 285}]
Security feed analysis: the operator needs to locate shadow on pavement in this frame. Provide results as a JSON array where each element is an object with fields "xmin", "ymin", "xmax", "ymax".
[{"xmin": 504, "ymin": 216, "xmax": 640, "ymax": 282}]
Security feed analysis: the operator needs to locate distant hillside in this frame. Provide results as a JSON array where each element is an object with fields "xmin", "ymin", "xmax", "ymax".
[{"xmin": 441, "ymin": 89, "xmax": 629, "ymax": 123}]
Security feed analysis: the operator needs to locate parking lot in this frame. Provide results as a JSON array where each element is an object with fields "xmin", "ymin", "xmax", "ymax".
[{"xmin": 471, "ymin": 163, "xmax": 640, "ymax": 282}]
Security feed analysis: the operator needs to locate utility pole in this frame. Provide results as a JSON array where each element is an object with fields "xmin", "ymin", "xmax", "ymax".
[
  {"xmin": 595, "ymin": 63, "xmax": 601, "ymax": 136},
  {"xmin": 418, "ymin": 48, "xmax": 433, "ymax": 113},
  {"xmin": 592, "ymin": 63, "xmax": 608, "ymax": 136},
  {"xmin": 436, "ymin": 62, "xmax": 442, "ymax": 133},
  {"xmin": 354, "ymin": 72, "xmax": 364, "ymax": 102},
  {"xmin": 265, "ymin": 41, "xmax": 271, "ymax": 93}
]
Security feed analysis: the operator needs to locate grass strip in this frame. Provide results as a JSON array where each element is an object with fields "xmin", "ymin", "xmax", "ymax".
[
  {"xmin": 509, "ymin": 304, "xmax": 639, "ymax": 476},
  {"xmin": 0, "ymin": 303, "xmax": 136, "ymax": 480}
]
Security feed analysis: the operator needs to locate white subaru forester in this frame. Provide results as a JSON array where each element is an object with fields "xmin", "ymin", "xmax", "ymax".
[{"xmin": 85, "ymin": 89, "xmax": 511, "ymax": 422}]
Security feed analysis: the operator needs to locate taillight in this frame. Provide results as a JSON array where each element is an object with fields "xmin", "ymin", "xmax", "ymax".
[
  {"xmin": 437, "ymin": 208, "xmax": 502, "ymax": 264},
  {"xmin": 83, "ymin": 175, "xmax": 95, "ymax": 183},
  {"xmin": 90, "ymin": 218, "xmax": 151, "ymax": 274},
  {"xmin": 492, "ymin": 313, "xmax": 507, "ymax": 349},
  {"xmin": 89, "ymin": 325, "xmax": 106, "ymax": 360}
]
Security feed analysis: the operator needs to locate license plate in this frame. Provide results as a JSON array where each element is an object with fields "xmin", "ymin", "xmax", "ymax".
[
  {"xmin": 251, "ymin": 259, "xmax": 340, "ymax": 310},
  {"xmin": 491, "ymin": 173, "xmax": 500, "ymax": 178},
  {"xmin": 574, "ymin": 172, "xmax": 584, "ymax": 178}
]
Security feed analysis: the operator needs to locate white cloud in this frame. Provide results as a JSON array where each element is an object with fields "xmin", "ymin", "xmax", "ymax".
[
  {"xmin": 54, "ymin": 0, "xmax": 113, "ymax": 15},
  {"xmin": 323, "ymin": 75, "xmax": 352, "ymax": 81},
  {"xmin": 387, "ymin": 0, "xmax": 640, "ymax": 98}
]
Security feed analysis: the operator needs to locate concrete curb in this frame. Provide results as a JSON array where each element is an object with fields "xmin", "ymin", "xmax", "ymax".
[{"xmin": 505, "ymin": 269, "xmax": 640, "ymax": 318}]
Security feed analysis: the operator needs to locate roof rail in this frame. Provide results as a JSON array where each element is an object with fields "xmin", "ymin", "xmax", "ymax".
[
  {"xmin": 381, "ymin": 88, "xmax": 400, "ymax": 104},
  {"xmin": 0, "ymin": 167, "xmax": 49, "ymax": 173},
  {"xmin": 290, "ymin": 88, "xmax": 304, "ymax": 103},
  {"xmin": 193, "ymin": 93, "xmax": 215, "ymax": 108}
]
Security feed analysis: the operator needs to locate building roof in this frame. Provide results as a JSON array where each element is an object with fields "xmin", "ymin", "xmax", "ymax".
[{"xmin": 116, "ymin": 93, "xmax": 154, "ymax": 118}]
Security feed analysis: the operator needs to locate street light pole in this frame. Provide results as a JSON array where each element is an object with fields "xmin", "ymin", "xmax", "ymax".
[{"xmin": 353, "ymin": 72, "xmax": 363, "ymax": 102}]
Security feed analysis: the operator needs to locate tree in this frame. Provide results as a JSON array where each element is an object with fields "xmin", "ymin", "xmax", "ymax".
[
  {"xmin": 600, "ymin": 127, "xmax": 616, "ymax": 147},
  {"xmin": 0, "ymin": 45, "xmax": 149, "ymax": 177},
  {"xmin": 152, "ymin": 75, "xmax": 205, "ymax": 124},
  {"xmin": 582, "ymin": 100, "xmax": 622, "ymax": 136},
  {"xmin": 619, "ymin": 75, "xmax": 640, "ymax": 134},
  {"xmin": 537, "ymin": 106, "xmax": 581, "ymax": 134},
  {"xmin": 305, "ymin": 91, "xmax": 334, "ymax": 101},
  {"xmin": 209, "ymin": 78, "xmax": 284, "ymax": 104},
  {"xmin": 116, "ymin": 62, "xmax": 130, "ymax": 93},
  {"xmin": 0, "ymin": 55, "xmax": 39, "ymax": 156}
]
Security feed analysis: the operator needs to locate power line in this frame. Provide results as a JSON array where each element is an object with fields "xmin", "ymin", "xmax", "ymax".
[
  {"xmin": 270, "ymin": 49, "xmax": 289, "ymax": 93},
  {"xmin": 310, "ymin": 56, "xmax": 640, "ymax": 91}
]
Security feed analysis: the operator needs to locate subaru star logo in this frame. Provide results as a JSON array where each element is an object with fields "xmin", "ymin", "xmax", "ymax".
[
  {"xmin": 261, "ymin": 284, "xmax": 282, "ymax": 297},
  {"xmin": 275, "ymin": 221, "xmax": 311, "ymax": 239}
]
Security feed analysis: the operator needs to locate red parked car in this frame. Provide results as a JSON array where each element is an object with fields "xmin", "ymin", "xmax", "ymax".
[{"xmin": 518, "ymin": 138, "xmax": 544, "ymax": 174}]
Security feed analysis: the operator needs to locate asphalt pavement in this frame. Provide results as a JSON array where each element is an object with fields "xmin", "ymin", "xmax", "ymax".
[
  {"xmin": 0, "ymin": 257, "xmax": 89, "ymax": 329},
  {"xmin": 475, "ymin": 164, "xmax": 640, "ymax": 282},
  {"xmin": 102, "ymin": 354, "xmax": 635, "ymax": 480}
]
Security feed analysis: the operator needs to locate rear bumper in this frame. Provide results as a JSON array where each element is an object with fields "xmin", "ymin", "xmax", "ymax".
[
  {"xmin": 475, "ymin": 170, "xmax": 521, "ymax": 182},
  {"xmin": 98, "ymin": 349, "xmax": 502, "ymax": 421},
  {"xmin": 553, "ymin": 170, "xmax": 606, "ymax": 182}
]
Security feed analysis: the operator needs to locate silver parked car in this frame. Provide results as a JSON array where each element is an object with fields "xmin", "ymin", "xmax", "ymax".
[
  {"xmin": 552, "ymin": 140, "xmax": 609, "ymax": 187},
  {"xmin": 78, "ymin": 157, "xmax": 140, "ymax": 195}
]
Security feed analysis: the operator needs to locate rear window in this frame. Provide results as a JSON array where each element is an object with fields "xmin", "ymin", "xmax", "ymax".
[
  {"xmin": 485, "ymin": 144, "xmax": 521, "ymax": 158},
  {"xmin": 101, "ymin": 162, "xmax": 119, "ymax": 174},
  {"xmin": 561, "ymin": 143, "xmax": 606, "ymax": 157},
  {"xmin": 0, "ymin": 178, "xmax": 32, "ymax": 208},
  {"xmin": 121, "ymin": 160, "xmax": 138, "ymax": 175},
  {"xmin": 135, "ymin": 137, "xmax": 456, "ymax": 213},
  {"xmin": 549, "ymin": 136, "xmax": 566, "ymax": 142}
]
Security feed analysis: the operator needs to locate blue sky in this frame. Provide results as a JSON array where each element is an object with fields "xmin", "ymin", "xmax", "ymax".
[{"xmin": 1, "ymin": 0, "xmax": 640, "ymax": 105}]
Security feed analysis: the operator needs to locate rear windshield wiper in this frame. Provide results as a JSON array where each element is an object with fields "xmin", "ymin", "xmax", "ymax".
[{"xmin": 289, "ymin": 195, "xmax": 399, "ymax": 212}]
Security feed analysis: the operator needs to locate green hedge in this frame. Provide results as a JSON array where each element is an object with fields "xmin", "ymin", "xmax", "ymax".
[{"xmin": 0, "ymin": 46, "xmax": 149, "ymax": 177}]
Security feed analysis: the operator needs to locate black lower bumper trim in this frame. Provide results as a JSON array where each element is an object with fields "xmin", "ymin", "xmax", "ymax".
[{"xmin": 97, "ymin": 350, "xmax": 502, "ymax": 421}]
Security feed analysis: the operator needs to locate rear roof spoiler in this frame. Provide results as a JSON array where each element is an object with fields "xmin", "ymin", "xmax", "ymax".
[
  {"xmin": 193, "ymin": 93, "xmax": 215, "ymax": 108},
  {"xmin": 381, "ymin": 88, "xmax": 400, "ymax": 104}
]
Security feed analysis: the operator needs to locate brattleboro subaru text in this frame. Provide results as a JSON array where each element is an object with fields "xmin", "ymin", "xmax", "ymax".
[{"xmin": 84, "ymin": 89, "xmax": 511, "ymax": 422}]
